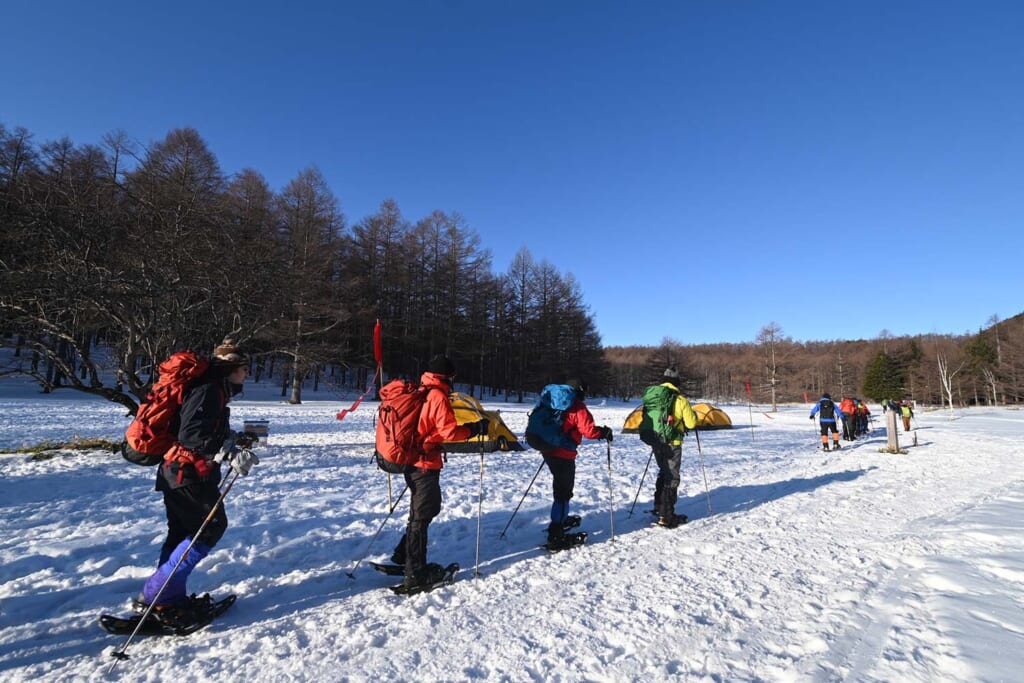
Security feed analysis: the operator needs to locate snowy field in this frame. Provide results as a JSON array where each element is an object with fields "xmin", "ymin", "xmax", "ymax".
[{"xmin": 1, "ymin": 382, "xmax": 1023, "ymax": 682}]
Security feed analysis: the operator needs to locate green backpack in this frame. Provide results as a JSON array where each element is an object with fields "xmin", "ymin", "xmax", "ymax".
[{"xmin": 639, "ymin": 384, "xmax": 679, "ymax": 446}]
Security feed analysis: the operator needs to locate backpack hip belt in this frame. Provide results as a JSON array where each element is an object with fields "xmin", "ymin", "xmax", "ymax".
[{"xmin": 165, "ymin": 443, "xmax": 214, "ymax": 484}]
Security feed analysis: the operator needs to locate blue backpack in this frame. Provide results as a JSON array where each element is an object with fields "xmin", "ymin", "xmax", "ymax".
[{"xmin": 525, "ymin": 384, "xmax": 578, "ymax": 453}]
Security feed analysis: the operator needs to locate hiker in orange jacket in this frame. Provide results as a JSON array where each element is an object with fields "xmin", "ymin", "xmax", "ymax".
[
  {"xmin": 390, "ymin": 355, "xmax": 488, "ymax": 589},
  {"xmin": 839, "ymin": 397, "xmax": 856, "ymax": 441}
]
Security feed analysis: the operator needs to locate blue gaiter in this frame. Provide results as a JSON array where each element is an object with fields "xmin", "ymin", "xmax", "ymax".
[{"xmin": 142, "ymin": 538, "xmax": 211, "ymax": 605}]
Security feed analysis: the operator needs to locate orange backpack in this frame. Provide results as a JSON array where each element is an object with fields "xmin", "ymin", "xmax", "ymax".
[
  {"xmin": 374, "ymin": 379, "xmax": 437, "ymax": 473},
  {"xmin": 122, "ymin": 351, "xmax": 209, "ymax": 466}
]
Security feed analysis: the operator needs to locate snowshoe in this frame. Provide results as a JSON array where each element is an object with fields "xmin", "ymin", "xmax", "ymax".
[
  {"xmin": 100, "ymin": 594, "xmax": 236, "ymax": 637},
  {"xmin": 390, "ymin": 563, "xmax": 459, "ymax": 595},
  {"xmin": 655, "ymin": 513, "xmax": 688, "ymax": 529},
  {"xmin": 370, "ymin": 561, "xmax": 406, "ymax": 576},
  {"xmin": 542, "ymin": 531, "xmax": 587, "ymax": 553}
]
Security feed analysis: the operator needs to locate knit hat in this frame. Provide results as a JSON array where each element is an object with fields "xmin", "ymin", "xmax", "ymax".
[
  {"xmin": 822, "ymin": 392, "xmax": 831, "ymax": 400},
  {"xmin": 663, "ymin": 367, "xmax": 680, "ymax": 382},
  {"xmin": 563, "ymin": 379, "xmax": 588, "ymax": 395},
  {"xmin": 212, "ymin": 339, "xmax": 248, "ymax": 367},
  {"xmin": 427, "ymin": 354, "xmax": 456, "ymax": 377}
]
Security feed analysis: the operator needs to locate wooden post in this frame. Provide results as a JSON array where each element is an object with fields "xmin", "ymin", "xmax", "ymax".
[{"xmin": 885, "ymin": 411, "xmax": 902, "ymax": 453}]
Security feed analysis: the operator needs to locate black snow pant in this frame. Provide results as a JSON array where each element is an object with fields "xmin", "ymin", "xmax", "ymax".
[
  {"xmin": 543, "ymin": 454, "xmax": 577, "ymax": 525},
  {"xmin": 841, "ymin": 415, "xmax": 854, "ymax": 440},
  {"xmin": 392, "ymin": 467, "xmax": 442, "ymax": 578},
  {"xmin": 156, "ymin": 475, "xmax": 227, "ymax": 566},
  {"xmin": 652, "ymin": 441, "xmax": 682, "ymax": 519}
]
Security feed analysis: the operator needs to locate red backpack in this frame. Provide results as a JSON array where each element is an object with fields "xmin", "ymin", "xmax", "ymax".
[
  {"xmin": 374, "ymin": 379, "xmax": 439, "ymax": 473},
  {"xmin": 122, "ymin": 351, "xmax": 209, "ymax": 466}
]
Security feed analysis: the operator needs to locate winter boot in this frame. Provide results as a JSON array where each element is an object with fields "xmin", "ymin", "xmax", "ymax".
[
  {"xmin": 403, "ymin": 563, "xmax": 445, "ymax": 589},
  {"xmin": 546, "ymin": 522, "xmax": 565, "ymax": 546},
  {"xmin": 562, "ymin": 515, "xmax": 582, "ymax": 531},
  {"xmin": 152, "ymin": 593, "xmax": 216, "ymax": 630},
  {"xmin": 833, "ymin": 442, "xmax": 841, "ymax": 450},
  {"xmin": 823, "ymin": 443, "xmax": 830, "ymax": 452},
  {"xmin": 657, "ymin": 513, "xmax": 688, "ymax": 528}
]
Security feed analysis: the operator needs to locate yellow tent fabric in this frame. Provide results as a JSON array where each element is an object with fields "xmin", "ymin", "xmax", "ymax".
[
  {"xmin": 692, "ymin": 402, "xmax": 732, "ymax": 429},
  {"xmin": 444, "ymin": 392, "xmax": 525, "ymax": 452},
  {"xmin": 621, "ymin": 402, "xmax": 732, "ymax": 432}
]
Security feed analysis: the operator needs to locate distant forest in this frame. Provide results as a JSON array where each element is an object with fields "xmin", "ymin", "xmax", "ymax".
[
  {"xmin": 605, "ymin": 314, "xmax": 1023, "ymax": 409},
  {"xmin": 1, "ymin": 122, "xmax": 1018, "ymax": 411},
  {"xmin": 0, "ymin": 123, "xmax": 604, "ymax": 410}
]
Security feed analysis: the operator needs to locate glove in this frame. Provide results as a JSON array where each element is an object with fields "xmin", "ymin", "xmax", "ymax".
[
  {"xmin": 468, "ymin": 419, "xmax": 490, "ymax": 438},
  {"xmin": 600, "ymin": 426, "xmax": 614, "ymax": 442},
  {"xmin": 213, "ymin": 442, "xmax": 259, "ymax": 475},
  {"xmin": 235, "ymin": 431, "xmax": 259, "ymax": 448},
  {"xmin": 229, "ymin": 448, "xmax": 260, "ymax": 476},
  {"xmin": 809, "ymin": 415, "xmax": 814, "ymax": 420}
]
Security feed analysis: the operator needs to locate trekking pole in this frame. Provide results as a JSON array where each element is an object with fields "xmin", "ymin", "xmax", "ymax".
[
  {"xmin": 605, "ymin": 440, "xmax": 615, "ymax": 541},
  {"xmin": 474, "ymin": 433, "xmax": 485, "ymax": 578},
  {"xmin": 345, "ymin": 484, "xmax": 408, "ymax": 579},
  {"xmin": 498, "ymin": 460, "xmax": 544, "ymax": 538},
  {"xmin": 109, "ymin": 467, "xmax": 242, "ymax": 672},
  {"xmin": 386, "ymin": 472, "xmax": 393, "ymax": 510},
  {"xmin": 694, "ymin": 430, "xmax": 713, "ymax": 514},
  {"xmin": 628, "ymin": 449, "xmax": 655, "ymax": 518},
  {"xmin": 748, "ymin": 402, "xmax": 755, "ymax": 442}
]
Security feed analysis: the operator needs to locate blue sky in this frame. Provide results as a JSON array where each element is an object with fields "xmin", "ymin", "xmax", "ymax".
[{"xmin": 5, "ymin": 1, "xmax": 1022, "ymax": 347}]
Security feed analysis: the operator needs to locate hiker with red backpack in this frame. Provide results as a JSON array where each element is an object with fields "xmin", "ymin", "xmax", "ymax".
[
  {"xmin": 838, "ymin": 396, "xmax": 856, "ymax": 441},
  {"xmin": 638, "ymin": 368, "xmax": 698, "ymax": 528},
  {"xmin": 384, "ymin": 355, "xmax": 489, "ymax": 590},
  {"xmin": 136, "ymin": 340, "xmax": 258, "ymax": 622},
  {"xmin": 525, "ymin": 379, "xmax": 613, "ymax": 550}
]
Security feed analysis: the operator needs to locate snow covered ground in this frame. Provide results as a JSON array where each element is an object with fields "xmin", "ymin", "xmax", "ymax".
[{"xmin": 1, "ymin": 382, "xmax": 1023, "ymax": 682}]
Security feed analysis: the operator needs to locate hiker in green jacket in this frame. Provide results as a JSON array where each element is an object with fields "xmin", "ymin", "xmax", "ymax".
[{"xmin": 640, "ymin": 368, "xmax": 699, "ymax": 528}]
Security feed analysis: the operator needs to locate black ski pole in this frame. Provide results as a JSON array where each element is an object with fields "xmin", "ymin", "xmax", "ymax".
[
  {"xmin": 345, "ymin": 484, "xmax": 408, "ymax": 579},
  {"xmin": 694, "ymin": 430, "xmax": 713, "ymax": 514},
  {"xmin": 109, "ymin": 467, "xmax": 242, "ymax": 672},
  {"xmin": 498, "ymin": 460, "xmax": 545, "ymax": 539},
  {"xmin": 605, "ymin": 440, "xmax": 615, "ymax": 541},
  {"xmin": 628, "ymin": 449, "xmax": 655, "ymax": 518}
]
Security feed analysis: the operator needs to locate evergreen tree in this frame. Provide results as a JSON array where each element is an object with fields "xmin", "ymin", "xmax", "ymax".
[{"xmin": 862, "ymin": 351, "xmax": 904, "ymax": 401}]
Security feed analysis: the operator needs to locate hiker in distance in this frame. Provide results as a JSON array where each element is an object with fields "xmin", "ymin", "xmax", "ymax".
[
  {"xmin": 139, "ymin": 340, "xmax": 258, "ymax": 621},
  {"xmin": 390, "ymin": 354, "xmax": 489, "ymax": 589},
  {"xmin": 839, "ymin": 396, "xmax": 856, "ymax": 441},
  {"xmin": 810, "ymin": 392, "xmax": 842, "ymax": 451},
  {"xmin": 527, "ymin": 379, "xmax": 613, "ymax": 550},
  {"xmin": 899, "ymin": 400, "xmax": 915, "ymax": 432},
  {"xmin": 639, "ymin": 368, "xmax": 698, "ymax": 528}
]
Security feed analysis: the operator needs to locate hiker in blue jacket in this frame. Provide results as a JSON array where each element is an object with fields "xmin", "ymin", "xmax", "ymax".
[{"xmin": 810, "ymin": 392, "xmax": 842, "ymax": 451}]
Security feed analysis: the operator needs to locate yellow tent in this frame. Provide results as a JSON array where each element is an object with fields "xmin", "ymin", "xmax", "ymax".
[
  {"xmin": 443, "ymin": 392, "xmax": 525, "ymax": 453},
  {"xmin": 621, "ymin": 402, "xmax": 732, "ymax": 433},
  {"xmin": 692, "ymin": 402, "xmax": 732, "ymax": 429}
]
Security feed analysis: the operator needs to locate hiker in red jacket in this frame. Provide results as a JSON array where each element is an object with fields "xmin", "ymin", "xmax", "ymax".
[{"xmin": 541, "ymin": 379, "xmax": 613, "ymax": 549}]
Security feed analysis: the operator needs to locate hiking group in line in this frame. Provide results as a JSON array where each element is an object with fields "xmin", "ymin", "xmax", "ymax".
[
  {"xmin": 113, "ymin": 339, "xmax": 708, "ymax": 631},
  {"xmin": 118, "ymin": 338, "xmax": 919, "ymax": 633}
]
